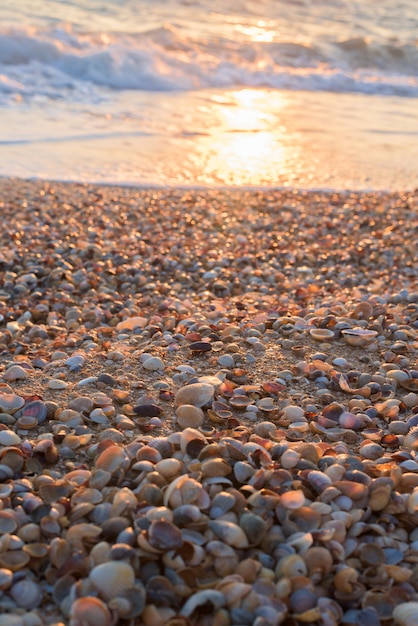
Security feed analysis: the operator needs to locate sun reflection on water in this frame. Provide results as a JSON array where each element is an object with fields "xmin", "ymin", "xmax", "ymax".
[{"xmin": 191, "ymin": 89, "xmax": 297, "ymax": 186}]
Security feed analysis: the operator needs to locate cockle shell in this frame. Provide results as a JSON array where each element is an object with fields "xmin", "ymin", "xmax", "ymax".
[
  {"xmin": 69, "ymin": 597, "xmax": 112, "ymax": 626},
  {"xmin": 341, "ymin": 328, "xmax": 378, "ymax": 346},
  {"xmin": 175, "ymin": 383, "xmax": 214, "ymax": 407},
  {"xmin": 208, "ymin": 520, "xmax": 249, "ymax": 548},
  {"xmin": 391, "ymin": 601, "xmax": 418, "ymax": 626},
  {"xmin": 89, "ymin": 561, "xmax": 135, "ymax": 600},
  {"xmin": 0, "ymin": 394, "xmax": 25, "ymax": 414},
  {"xmin": 309, "ymin": 328, "xmax": 334, "ymax": 341}
]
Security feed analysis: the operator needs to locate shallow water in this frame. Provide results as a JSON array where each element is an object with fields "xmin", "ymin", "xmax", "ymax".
[{"xmin": 1, "ymin": 0, "xmax": 417, "ymax": 189}]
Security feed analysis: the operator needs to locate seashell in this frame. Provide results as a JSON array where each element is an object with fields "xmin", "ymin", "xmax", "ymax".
[
  {"xmin": 33, "ymin": 439, "xmax": 59, "ymax": 464},
  {"xmin": 173, "ymin": 504, "xmax": 203, "ymax": 527},
  {"xmin": 108, "ymin": 585, "xmax": 146, "ymax": 619},
  {"xmin": 0, "ymin": 430, "xmax": 21, "ymax": 446},
  {"xmin": 201, "ymin": 458, "xmax": 231, "ymax": 478},
  {"xmin": 55, "ymin": 408, "xmax": 83, "ymax": 427},
  {"xmin": 0, "ymin": 568, "xmax": 13, "ymax": 590},
  {"xmin": 338, "ymin": 411, "xmax": 362, "ymax": 430},
  {"xmin": 351, "ymin": 301, "xmax": 373, "ymax": 320},
  {"xmin": 148, "ymin": 519, "xmax": 183, "ymax": 551},
  {"xmin": 239, "ymin": 512, "xmax": 267, "ymax": 545},
  {"xmin": 3, "ymin": 366, "xmax": 29, "ymax": 381},
  {"xmin": 175, "ymin": 383, "xmax": 214, "ymax": 408},
  {"xmin": 136, "ymin": 444, "xmax": 162, "ymax": 463},
  {"xmin": 16, "ymin": 415, "xmax": 38, "ymax": 429},
  {"xmin": 359, "ymin": 543, "xmax": 385, "ymax": 567},
  {"xmin": 10, "ymin": 579, "xmax": 43, "ymax": 609},
  {"xmin": 133, "ymin": 403, "xmax": 162, "ymax": 417},
  {"xmin": 262, "ymin": 381, "xmax": 286, "ymax": 395},
  {"xmin": 407, "ymin": 488, "xmax": 418, "ymax": 514},
  {"xmin": 404, "ymin": 427, "xmax": 418, "ymax": 451},
  {"xmin": 280, "ymin": 490, "xmax": 305, "ymax": 510},
  {"xmin": 0, "ymin": 511, "xmax": 17, "ymax": 534},
  {"xmin": 0, "ymin": 447, "xmax": 24, "ymax": 472},
  {"xmin": 334, "ymin": 567, "xmax": 358, "ymax": 593},
  {"xmin": 400, "ymin": 379, "xmax": 418, "ymax": 392},
  {"xmin": 293, "ymin": 607, "xmax": 322, "ymax": 623},
  {"xmin": 155, "ymin": 458, "xmax": 182, "ymax": 481},
  {"xmin": 180, "ymin": 590, "xmax": 225, "ymax": 617},
  {"xmin": 69, "ymin": 597, "xmax": 112, "ymax": 626},
  {"xmin": 210, "ymin": 491, "xmax": 236, "ymax": 519},
  {"xmin": 21, "ymin": 400, "xmax": 48, "ymax": 424},
  {"xmin": 38, "ymin": 479, "xmax": 70, "ymax": 504},
  {"xmin": 341, "ymin": 328, "xmax": 378, "ymax": 346},
  {"xmin": 164, "ymin": 474, "xmax": 210, "ymax": 510},
  {"xmin": 95, "ymin": 445, "xmax": 129, "ymax": 473},
  {"xmin": 229, "ymin": 395, "xmax": 253, "ymax": 411},
  {"xmin": 208, "ymin": 520, "xmax": 249, "ymax": 548},
  {"xmin": 235, "ymin": 558, "xmax": 262, "ymax": 583},
  {"xmin": 176, "ymin": 405, "xmax": 204, "ymax": 429},
  {"xmin": 275, "ymin": 554, "xmax": 308, "ymax": 579},
  {"xmin": 0, "ymin": 550, "xmax": 30, "ymax": 571},
  {"xmin": 304, "ymin": 546, "xmax": 333, "ymax": 576},
  {"xmin": 0, "ymin": 394, "xmax": 25, "ymax": 414},
  {"xmin": 369, "ymin": 485, "xmax": 391, "ymax": 511},
  {"xmin": 309, "ymin": 328, "xmax": 334, "ymax": 341},
  {"xmin": 307, "ymin": 470, "xmax": 332, "ymax": 493},
  {"xmin": 149, "ymin": 437, "xmax": 175, "ymax": 459},
  {"xmin": 384, "ymin": 565, "xmax": 413, "ymax": 583},
  {"xmin": 48, "ymin": 378, "xmax": 69, "ymax": 389},
  {"xmin": 89, "ymin": 560, "xmax": 135, "ymax": 600},
  {"xmin": 49, "ymin": 537, "xmax": 71, "ymax": 569},
  {"xmin": 359, "ymin": 441, "xmax": 384, "ymax": 460},
  {"xmin": 179, "ymin": 427, "xmax": 207, "ymax": 455}
]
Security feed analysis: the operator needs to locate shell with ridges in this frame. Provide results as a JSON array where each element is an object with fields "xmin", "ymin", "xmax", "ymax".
[{"xmin": 89, "ymin": 560, "xmax": 135, "ymax": 600}]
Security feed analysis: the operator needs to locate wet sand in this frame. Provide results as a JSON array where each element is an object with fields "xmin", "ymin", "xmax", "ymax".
[{"xmin": 0, "ymin": 178, "xmax": 417, "ymax": 625}]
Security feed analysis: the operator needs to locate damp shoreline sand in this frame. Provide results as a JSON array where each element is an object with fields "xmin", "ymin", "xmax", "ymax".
[{"xmin": 0, "ymin": 178, "xmax": 417, "ymax": 625}]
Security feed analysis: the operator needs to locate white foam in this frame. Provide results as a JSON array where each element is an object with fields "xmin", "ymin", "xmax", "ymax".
[{"xmin": 0, "ymin": 24, "xmax": 417, "ymax": 103}]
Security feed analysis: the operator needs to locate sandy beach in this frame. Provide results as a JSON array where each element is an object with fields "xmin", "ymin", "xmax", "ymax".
[{"xmin": 0, "ymin": 178, "xmax": 417, "ymax": 625}]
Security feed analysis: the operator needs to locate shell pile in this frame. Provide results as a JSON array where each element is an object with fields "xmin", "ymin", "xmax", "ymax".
[{"xmin": 0, "ymin": 180, "xmax": 417, "ymax": 625}]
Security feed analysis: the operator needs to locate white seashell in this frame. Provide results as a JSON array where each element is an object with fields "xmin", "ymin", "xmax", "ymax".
[
  {"xmin": 0, "ymin": 430, "xmax": 22, "ymax": 446},
  {"xmin": 175, "ymin": 383, "xmax": 214, "ymax": 407},
  {"xmin": 48, "ymin": 379, "xmax": 69, "ymax": 390},
  {"xmin": 142, "ymin": 356, "xmax": 165, "ymax": 371},
  {"xmin": 3, "ymin": 366, "xmax": 29, "ymax": 381},
  {"xmin": 309, "ymin": 328, "xmax": 334, "ymax": 341},
  {"xmin": 176, "ymin": 404, "xmax": 204, "ymax": 429},
  {"xmin": 393, "ymin": 602, "xmax": 418, "ymax": 626},
  {"xmin": 89, "ymin": 561, "xmax": 135, "ymax": 600}
]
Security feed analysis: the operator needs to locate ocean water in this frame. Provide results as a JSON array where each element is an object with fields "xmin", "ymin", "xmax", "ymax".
[{"xmin": 1, "ymin": 0, "xmax": 418, "ymax": 189}]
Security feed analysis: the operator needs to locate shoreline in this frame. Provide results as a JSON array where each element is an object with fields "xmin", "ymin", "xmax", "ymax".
[{"xmin": 0, "ymin": 178, "xmax": 417, "ymax": 625}]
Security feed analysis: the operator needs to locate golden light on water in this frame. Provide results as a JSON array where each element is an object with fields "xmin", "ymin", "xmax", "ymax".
[{"xmin": 190, "ymin": 89, "xmax": 297, "ymax": 186}]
